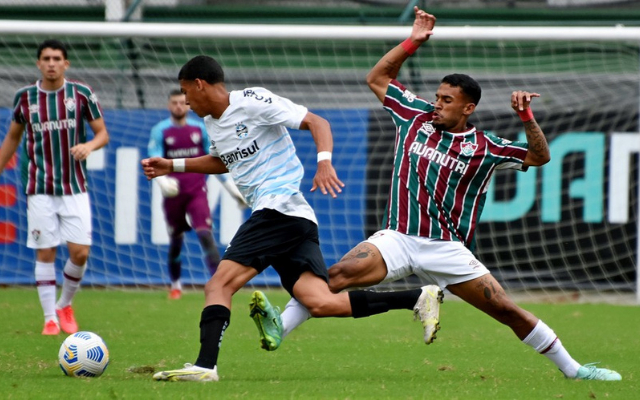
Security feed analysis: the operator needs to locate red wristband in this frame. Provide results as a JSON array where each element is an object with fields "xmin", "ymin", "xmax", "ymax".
[
  {"xmin": 400, "ymin": 38, "xmax": 419, "ymax": 55},
  {"xmin": 517, "ymin": 108, "xmax": 534, "ymax": 122}
]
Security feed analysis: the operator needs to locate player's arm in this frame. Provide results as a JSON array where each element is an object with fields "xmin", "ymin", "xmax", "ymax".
[
  {"xmin": 511, "ymin": 91, "xmax": 550, "ymax": 167},
  {"xmin": 366, "ymin": 6, "xmax": 435, "ymax": 103},
  {"xmin": 0, "ymin": 121, "xmax": 25, "ymax": 175},
  {"xmin": 299, "ymin": 111, "xmax": 345, "ymax": 198},
  {"xmin": 70, "ymin": 117, "xmax": 110, "ymax": 161},
  {"xmin": 141, "ymin": 154, "xmax": 228, "ymax": 180}
]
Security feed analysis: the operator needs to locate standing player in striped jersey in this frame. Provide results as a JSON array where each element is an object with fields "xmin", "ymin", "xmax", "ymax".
[
  {"xmin": 142, "ymin": 55, "xmax": 440, "ymax": 382},
  {"xmin": 148, "ymin": 89, "xmax": 246, "ymax": 300},
  {"xmin": 274, "ymin": 7, "xmax": 621, "ymax": 381},
  {"xmin": 0, "ymin": 39, "xmax": 109, "ymax": 335}
]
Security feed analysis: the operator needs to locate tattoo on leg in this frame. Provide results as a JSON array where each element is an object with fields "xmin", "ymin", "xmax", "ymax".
[
  {"xmin": 341, "ymin": 244, "xmax": 375, "ymax": 262},
  {"xmin": 355, "ymin": 251, "xmax": 369, "ymax": 259},
  {"xmin": 476, "ymin": 277, "xmax": 503, "ymax": 302}
]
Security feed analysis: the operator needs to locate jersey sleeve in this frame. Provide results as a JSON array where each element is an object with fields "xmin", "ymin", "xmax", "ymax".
[
  {"xmin": 204, "ymin": 117, "xmax": 221, "ymax": 158},
  {"xmin": 382, "ymin": 79, "xmax": 434, "ymax": 128},
  {"xmin": 484, "ymin": 132, "xmax": 529, "ymax": 171},
  {"xmin": 147, "ymin": 122, "xmax": 165, "ymax": 158},
  {"xmin": 11, "ymin": 89, "xmax": 27, "ymax": 124},
  {"xmin": 75, "ymin": 82, "xmax": 104, "ymax": 122},
  {"xmin": 242, "ymin": 87, "xmax": 308, "ymax": 130}
]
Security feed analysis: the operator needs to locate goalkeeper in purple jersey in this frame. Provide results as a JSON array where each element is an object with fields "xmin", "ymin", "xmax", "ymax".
[
  {"xmin": 276, "ymin": 7, "xmax": 620, "ymax": 381},
  {"xmin": 0, "ymin": 39, "xmax": 110, "ymax": 336},
  {"xmin": 148, "ymin": 90, "xmax": 246, "ymax": 300}
]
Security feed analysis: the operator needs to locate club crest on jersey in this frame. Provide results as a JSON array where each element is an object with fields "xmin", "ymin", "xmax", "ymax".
[
  {"xmin": 235, "ymin": 123, "xmax": 249, "ymax": 139},
  {"xmin": 29, "ymin": 104, "xmax": 39, "ymax": 115},
  {"xmin": 31, "ymin": 229, "xmax": 41, "ymax": 242},
  {"xmin": 418, "ymin": 122, "xmax": 435, "ymax": 136},
  {"xmin": 460, "ymin": 141, "xmax": 478, "ymax": 157},
  {"xmin": 64, "ymin": 98, "xmax": 76, "ymax": 112},
  {"xmin": 191, "ymin": 132, "xmax": 201, "ymax": 144}
]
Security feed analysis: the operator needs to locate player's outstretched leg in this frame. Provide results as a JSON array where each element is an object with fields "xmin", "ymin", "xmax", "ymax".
[
  {"xmin": 249, "ymin": 291, "xmax": 283, "ymax": 351},
  {"xmin": 573, "ymin": 363, "xmax": 622, "ymax": 381},
  {"xmin": 153, "ymin": 363, "xmax": 218, "ymax": 382},
  {"xmin": 413, "ymin": 285, "xmax": 444, "ymax": 344}
]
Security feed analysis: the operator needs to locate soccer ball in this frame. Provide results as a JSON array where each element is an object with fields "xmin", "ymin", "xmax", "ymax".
[{"xmin": 58, "ymin": 331, "xmax": 110, "ymax": 377}]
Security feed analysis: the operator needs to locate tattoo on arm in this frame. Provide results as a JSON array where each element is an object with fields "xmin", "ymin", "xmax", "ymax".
[{"xmin": 523, "ymin": 119, "xmax": 549, "ymax": 159}]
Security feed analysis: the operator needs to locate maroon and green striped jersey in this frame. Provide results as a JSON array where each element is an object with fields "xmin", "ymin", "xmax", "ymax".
[
  {"xmin": 381, "ymin": 79, "xmax": 529, "ymax": 249},
  {"xmin": 12, "ymin": 79, "xmax": 104, "ymax": 195}
]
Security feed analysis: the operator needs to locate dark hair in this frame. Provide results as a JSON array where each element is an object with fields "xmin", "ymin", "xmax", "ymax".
[
  {"xmin": 178, "ymin": 55, "xmax": 224, "ymax": 84},
  {"xmin": 441, "ymin": 73, "xmax": 481, "ymax": 105},
  {"xmin": 37, "ymin": 39, "xmax": 68, "ymax": 60},
  {"xmin": 168, "ymin": 89, "xmax": 183, "ymax": 98}
]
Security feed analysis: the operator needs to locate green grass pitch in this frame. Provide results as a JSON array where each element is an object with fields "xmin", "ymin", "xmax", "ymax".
[{"xmin": 0, "ymin": 287, "xmax": 637, "ymax": 399}]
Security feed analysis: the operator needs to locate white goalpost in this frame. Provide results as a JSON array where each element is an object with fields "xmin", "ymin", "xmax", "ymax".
[
  {"xmin": 2, "ymin": 20, "xmax": 640, "ymax": 40},
  {"xmin": 0, "ymin": 20, "xmax": 637, "ymax": 304}
]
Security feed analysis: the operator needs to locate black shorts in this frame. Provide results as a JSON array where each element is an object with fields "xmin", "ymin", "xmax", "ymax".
[{"xmin": 222, "ymin": 208, "xmax": 329, "ymax": 295}]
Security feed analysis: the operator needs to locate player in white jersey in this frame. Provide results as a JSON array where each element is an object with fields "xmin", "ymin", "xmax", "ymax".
[
  {"xmin": 0, "ymin": 39, "xmax": 109, "ymax": 336},
  {"xmin": 148, "ymin": 89, "xmax": 246, "ymax": 300},
  {"xmin": 273, "ymin": 7, "xmax": 621, "ymax": 381},
  {"xmin": 142, "ymin": 55, "xmax": 443, "ymax": 382}
]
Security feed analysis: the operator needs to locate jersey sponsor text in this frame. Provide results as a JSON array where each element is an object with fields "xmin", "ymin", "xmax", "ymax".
[
  {"xmin": 219, "ymin": 140, "xmax": 260, "ymax": 166},
  {"xmin": 30, "ymin": 118, "xmax": 77, "ymax": 133}
]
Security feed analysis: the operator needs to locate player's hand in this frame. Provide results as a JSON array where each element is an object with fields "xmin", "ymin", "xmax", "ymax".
[
  {"xmin": 70, "ymin": 143, "xmax": 92, "ymax": 161},
  {"xmin": 511, "ymin": 90, "xmax": 540, "ymax": 112},
  {"xmin": 141, "ymin": 157, "xmax": 172, "ymax": 180},
  {"xmin": 311, "ymin": 161, "xmax": 345, "ymax": 198},
  {"xmin": 411, "ymin": 6, "xmax": 436, "ymax": 43}
]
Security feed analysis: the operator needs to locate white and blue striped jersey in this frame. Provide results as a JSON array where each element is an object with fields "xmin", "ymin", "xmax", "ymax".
[{"xmin": 204, "ymin": 87, "xmax": 316, "ymax": 224}]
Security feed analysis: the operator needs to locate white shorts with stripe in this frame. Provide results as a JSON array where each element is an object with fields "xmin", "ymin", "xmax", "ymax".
[
  {"xmin": 364, "ymin": 229, "xmax": 490, "ymax": 289},
  {"xmin": 26, "ymin": 193, "xmax": 92, "ymax": 249}
]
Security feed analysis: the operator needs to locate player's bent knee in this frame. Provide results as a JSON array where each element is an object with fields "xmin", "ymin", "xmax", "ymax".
[{"xmin": 328, "ymin": 265, "xmax": 357, "ymax": 292}]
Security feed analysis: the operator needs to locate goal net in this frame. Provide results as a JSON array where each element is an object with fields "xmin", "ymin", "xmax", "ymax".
[{"xmin": 0, "ymin": 21, "xmax": 637, "ymax": 303}]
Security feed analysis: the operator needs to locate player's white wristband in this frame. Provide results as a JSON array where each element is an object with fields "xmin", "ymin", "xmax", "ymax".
[
  {"xmin": 172, "ymin": 158, "xmax": 186, "ymax": 172},
  {"xmin": 317, "ymin": 151, "xmax": 332, "ymax": 163}
]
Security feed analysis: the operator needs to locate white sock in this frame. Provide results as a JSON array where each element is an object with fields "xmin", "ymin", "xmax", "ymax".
[
  {"xmin": 522, "ymin": 320, "xmax": 581, "ymax": 377},
  {"xmin": 56, "ymin": 259, "xmax": 86, "ymax": 309},
  {"xmin": 35, "ymin": 261, "xmax": 57, "ymax": 322},
  {"xmin": 281, "ymin": 297, "xmax": 311, "ymax": 338},
  {"xmin": 171, "ymin": 280, "xmax": 182, "ymax": 291}
]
